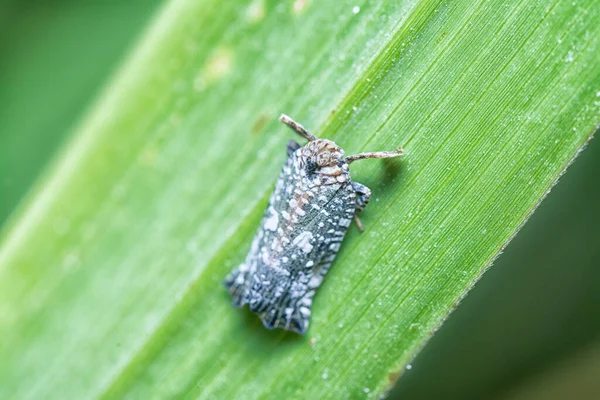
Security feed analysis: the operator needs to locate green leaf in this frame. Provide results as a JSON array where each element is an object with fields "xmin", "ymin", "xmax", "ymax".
[
  {"xmin": 392, "ymin": 139, "xmax": 600, "ymax": 399},
  {"xmin": 1, "ymin": 1, "xmax": 598, "ymax": 399}
]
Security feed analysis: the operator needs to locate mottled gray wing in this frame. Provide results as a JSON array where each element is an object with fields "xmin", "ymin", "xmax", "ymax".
[
  {"xmin": 253, "ymin": 179, "xmax": 356, "ymax": 334},
  {"xmin": 225, "ymin": 146, "xmax": 357, "ymax": 333},
  {"xmin": 286, "ymin": 139, "xmax": 301, "ymax": 157},
  {"xmin": 224, "ymin": 145, "xmax": 299, "ymax": 306}
]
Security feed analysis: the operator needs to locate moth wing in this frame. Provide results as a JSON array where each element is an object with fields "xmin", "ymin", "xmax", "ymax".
[
  {"xmin": 224, "ymin": 152, "xmax": 297, "ymax": 307},
  {"xmin": 286, "ymin": 140, "xmax": 301, "ymax": 158},
  {"xmin": 257, "ymin": 183, "xmax": 356, "ymax": 334}
]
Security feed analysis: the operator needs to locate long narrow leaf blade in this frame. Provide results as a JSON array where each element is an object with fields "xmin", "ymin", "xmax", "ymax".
[{"xmin": 1, "ymin": 1, "xmax": 598, "ymax": 399}]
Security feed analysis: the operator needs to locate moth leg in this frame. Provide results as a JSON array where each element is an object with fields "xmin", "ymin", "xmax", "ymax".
[
  {"xmin": 286, "ymin": 140, "xmax": 301, "ymax": 158},
  {"xmin": 352, "ymin": 182, "xmax": 371, "ymax": 212},
  {"xmin": 353, "ymin": 215, "xmax": 364, "ymax": 232},
  {"xmin": 279, "ymin": 114, "xmax": 318, "ymax": 141},
  {"xmin": 352, "ymin": 182, "xmax": 371, "ymax": 231}
]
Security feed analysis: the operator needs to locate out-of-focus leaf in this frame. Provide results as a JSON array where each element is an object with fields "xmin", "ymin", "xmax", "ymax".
[{"xmin": 0, "ymin": 0, "xmax": 162, "ymax": 225}]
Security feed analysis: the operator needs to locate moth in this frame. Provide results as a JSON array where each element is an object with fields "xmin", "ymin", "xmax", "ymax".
[{"xmin": 224, "ymin": 114, "xmax": 403, "ymax": 334}]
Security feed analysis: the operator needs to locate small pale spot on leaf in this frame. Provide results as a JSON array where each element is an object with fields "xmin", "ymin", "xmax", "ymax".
[
  {"xmin": 293, "ymin": 0, "xmax": 309, "ymax": 14},
  {"xmin": 194, "ymin": 47, "xmax": 234, "ymax": 91},
  {"xmin": 246, "ymin": 0, "xmax": 265, "ymax": 23}
]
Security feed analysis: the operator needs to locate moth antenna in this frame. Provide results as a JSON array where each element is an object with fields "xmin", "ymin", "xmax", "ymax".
[
  {"xmin": 346, "ymin": 147, "xmax": 404, "ymax": 164},
  {"xmin": 279, "ymin": 114, "xmax": 318, "ymax": 141}
]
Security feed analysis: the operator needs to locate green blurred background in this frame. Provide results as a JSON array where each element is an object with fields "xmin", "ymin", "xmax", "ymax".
[
  {"xmin": 0, "ymin": 0, "xmax": 163, "ymax": 224},
  {"xmin": 1, "ymin": 1, "xmax": 598, "ymax": 398}
]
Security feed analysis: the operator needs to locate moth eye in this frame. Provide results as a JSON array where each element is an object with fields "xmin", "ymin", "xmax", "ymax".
[
  {"xmin": 305, "ymin": 159, "xmax": 317, "ymax": 175},
  {"xmin": 317, "ymin": 152, "xmax": 330, "ymax": 167}
]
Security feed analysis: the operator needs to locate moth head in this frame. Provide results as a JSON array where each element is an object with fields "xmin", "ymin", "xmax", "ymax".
[{"xmin": 300, "ymin": 139, "xmax": 350, "ymax": 185}]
